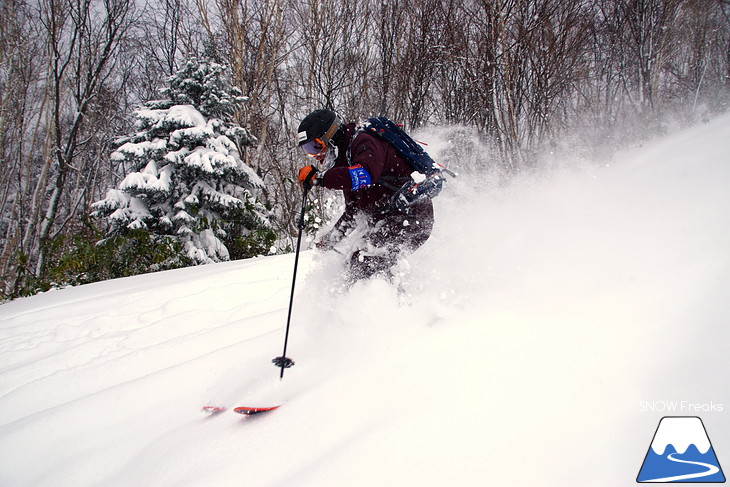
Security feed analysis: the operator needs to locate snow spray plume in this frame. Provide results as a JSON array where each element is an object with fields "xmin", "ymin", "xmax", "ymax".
[{"xmin": 272, "ymin": 184, "xmax": 311, "ymax": 378}]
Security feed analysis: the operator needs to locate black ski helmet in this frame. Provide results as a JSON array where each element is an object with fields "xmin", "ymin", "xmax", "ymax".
[{"xmin": 297, "ymin": 109, "xmax": 342, "ymax": 149}]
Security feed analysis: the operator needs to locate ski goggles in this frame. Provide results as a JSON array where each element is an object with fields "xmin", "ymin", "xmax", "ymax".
[{"xmin": 300, "ymin": 138, "xmax": 328, "ymax": 158}]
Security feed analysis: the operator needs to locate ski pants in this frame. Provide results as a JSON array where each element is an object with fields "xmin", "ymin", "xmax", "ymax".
[{"xmin": 347, "ymin": 203, "xmax": 434, "ymax": 282}]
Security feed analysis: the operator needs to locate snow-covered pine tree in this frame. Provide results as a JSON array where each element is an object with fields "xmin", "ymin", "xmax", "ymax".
[{"xmin": 92, "ymin": 58, "xmax": 275, "ymax": 265}]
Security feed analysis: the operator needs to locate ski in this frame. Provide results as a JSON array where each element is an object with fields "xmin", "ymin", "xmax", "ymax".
[
  {"xmin": 233, "ymin": 405, "xmax": 281, "ymax": 415},
  {"xmin": 201, "ymin": 406, "xmax": 227, "ymax": 415},
  {"xmin": 201, "ymin": 405, "xmax": 281, "ymax": 415}
]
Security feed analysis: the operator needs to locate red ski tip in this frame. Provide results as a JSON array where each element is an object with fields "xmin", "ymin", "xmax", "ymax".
[
  {"xmin": 233, "ymin": 405, "xmax": 281, "ymax": 415},
  {"xmin": 201, "ymin": 406, "xmax": 227, "ymax": 414}
]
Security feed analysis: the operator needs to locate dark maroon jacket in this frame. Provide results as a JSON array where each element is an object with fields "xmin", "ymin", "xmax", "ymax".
[
  {"xmin": 322, "ymin": 124, "xmax": 429, "ymax": 215},
  {"xmin": 320, "ymin": 123, "xmax": 434, "ymax": 250}
]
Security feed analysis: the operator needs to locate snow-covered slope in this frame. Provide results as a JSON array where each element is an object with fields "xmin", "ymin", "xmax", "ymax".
[{"xmin": 2, "ymin": 114, "xmax": 729, "ymax": 486}]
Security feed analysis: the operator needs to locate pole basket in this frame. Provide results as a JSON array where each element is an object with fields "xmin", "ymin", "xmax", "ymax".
[{"xmin": 272, "ymin": 356, "xmax": 295, "ymax": 369}]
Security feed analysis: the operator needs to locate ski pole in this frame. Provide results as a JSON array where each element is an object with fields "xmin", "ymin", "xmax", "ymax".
[{"xmin": 272, "ymin": 184, "xmax": 310, "ymax": 379}]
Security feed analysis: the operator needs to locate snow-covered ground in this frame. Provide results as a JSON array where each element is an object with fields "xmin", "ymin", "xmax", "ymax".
[{"xmin": 2, "ymin": 114, "xmax": 729, "ymax": 486}]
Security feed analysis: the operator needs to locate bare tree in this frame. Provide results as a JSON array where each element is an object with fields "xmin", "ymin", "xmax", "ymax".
[
  {"xmin": 35, "ymin": 0, "xmax": 136, "ymax": 272},
  {"xmin": 0, "ymin": 0, "xmax": 136, "ymax": 296},
  {"xmin": 663, "ymin": 0, "xmax": 730, "ymax": 119},
  {"xmin": 616, "ymin": 0, "xmax": 684, "ymax": 112}
]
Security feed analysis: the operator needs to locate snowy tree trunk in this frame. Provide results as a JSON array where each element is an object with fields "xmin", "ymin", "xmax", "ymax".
[{"xmin": 33, "ymin": 0, "xmax": 133, "ymax": 276}]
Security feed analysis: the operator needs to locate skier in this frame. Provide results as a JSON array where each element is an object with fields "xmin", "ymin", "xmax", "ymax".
[{"xmin": 296, "ymin": 109, "xmax": 434, "ymax": 283}]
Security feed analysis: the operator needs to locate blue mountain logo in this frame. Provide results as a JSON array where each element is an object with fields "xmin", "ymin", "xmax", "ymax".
[{"xmin": 637, "ymin": 416, "xmax": 725, "ymax": 483}]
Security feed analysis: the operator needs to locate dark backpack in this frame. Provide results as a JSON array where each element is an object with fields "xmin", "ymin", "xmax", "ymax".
[{"xmin": 360, "ymin": 117, "xmax": 456, "ymax": 213}]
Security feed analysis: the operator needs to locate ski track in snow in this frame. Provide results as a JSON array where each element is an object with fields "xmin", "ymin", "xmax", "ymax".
[
  {"xmin": 0, "ymin": 257, "xmax": 297, "ymax": 427},
  {"xmin": 1, "ymin": 114, "xmax": 730, "ymax": 486}
]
